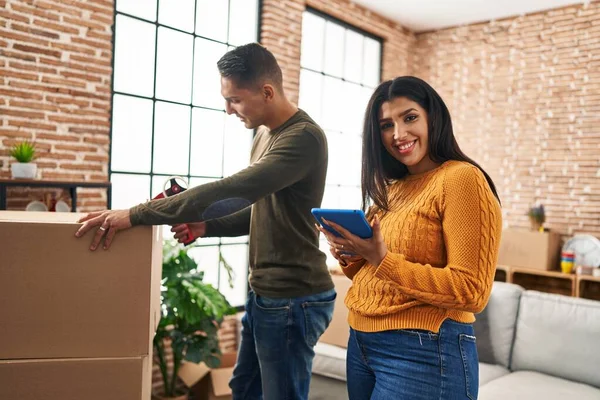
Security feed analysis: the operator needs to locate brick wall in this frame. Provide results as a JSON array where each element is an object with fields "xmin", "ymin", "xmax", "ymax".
[
  {"xmin": 413, "ymin": 2, "xmax": 600, "ymax": 237},
  {"xmin": 260, "ymin": 0, "xmax": 415, "ymax": 105},
  {"xmin": 0, "ymin": 0, "xmax": 112, "ymax": 211}
]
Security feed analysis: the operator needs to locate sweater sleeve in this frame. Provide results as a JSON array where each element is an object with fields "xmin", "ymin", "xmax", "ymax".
[
  {"xmin": 205, "ymin": 206, "xmax": 251, "ymax": 237},
  {"xmin": 340, "ymin": 259, "xmax": 366, "ymax": 280},
  {"xmin": 374, "ymin": 165, "xmax": 502, "ymax": 313},
  {"xmin": 129, "ymin": 126, "xmax": 324, "ymax": 226}
]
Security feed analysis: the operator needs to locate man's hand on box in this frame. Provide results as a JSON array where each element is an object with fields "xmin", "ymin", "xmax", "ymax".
[{"xmin": 75, "ymin": 209, "xmax": 132, "ymax": 251}]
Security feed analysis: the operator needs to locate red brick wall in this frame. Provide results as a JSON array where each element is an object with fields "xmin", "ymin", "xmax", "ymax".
[
  {"xmin": 2, "ymin": 0, "xmax": 598, "ymax": 234},
  {"xmin": 0, "ymin": 0, "xmax": 112, "ymax": 211},
  {"xmin": 260, "ymin": 0, "xmax": 414, "ymax": 105},
  {"xmin": 413, "ymin": 2, "xmax": 600, "ymax": 237}
]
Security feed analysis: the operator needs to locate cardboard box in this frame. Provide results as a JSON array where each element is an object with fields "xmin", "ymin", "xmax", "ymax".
[
  {"xmin": 319, "ymin": 274, "xmax": 352, "ymax": 348},
  {"xmin": 0, "ymin": 356, "xmax": 151, "ymax": 400},
  {"xmin": 179, "ymin": 352, "xmax": 237, "ymax": 400},
  {"xmin": 0, "ymin": 211, "xmax": 162, "ymax": 359},
  {"xmin": 497, "ymin": 228, "xmax": 562, "ymax": 271}
]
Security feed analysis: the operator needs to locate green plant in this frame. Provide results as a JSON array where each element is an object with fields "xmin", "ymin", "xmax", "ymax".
[
  {"xmin": 9, "ymin": 141, "xmax": 36, "ymax": 163},
  {"xmin": 154, "ymin": 241, "xmax": 237, "ymax": 398},
  {"xmin": 527, "ymin": 204, "xmax": 546, "ymax": 225}
]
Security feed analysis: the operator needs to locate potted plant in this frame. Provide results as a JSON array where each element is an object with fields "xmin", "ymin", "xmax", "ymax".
[
  {"xmin": 527, "ymin": 204, "xmax": 545, "ymax": 232},
  {"xmin": 10, "ymin": 140, "xmax": 37, "ymax": 179},
  {"xmin": 153, "ymin": 241, "xmax": 237, "ymax": 400}
]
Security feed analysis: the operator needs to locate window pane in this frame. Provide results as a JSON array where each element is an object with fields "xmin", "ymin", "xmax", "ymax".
[
  {"xmin": 219, "ymin": 244, "xmax": 249, "ymax": 307},
  {"xmin": 113, "ymin": 15, "xmax": 156, "ymax": 97},
  {"xmin": 110, "ymin": 173, "xmax": 151, "ymax": 210},
  {"xmin": 338, "ymin": 185, "xmax": 362, "ymax": 210},
  {"xmin": 223, "ymin": 114, "xmax": 252, "ymax": 177},
  {"xmin": 341, "ymin": 82, "xmax": 364, "ymax": 135},
  {"xmin": 228, "ymin": 0, "xmax": 258, "ymax": 46},
  {"xmin": 155, "ymin": 27, "xmax": 194, "ymax": 104},
  {"xmin": 321, "ymin": 184, "xmax": 341, "ymax": 209},
  {"xmin": 298, "ymin": 69, "xmax": 323, "ymax": 126},
  {"xmin": 116, "ymin": 0, "xmax": 157, "ymax": 21},
  {"xmin": 111, "ymin": 94, "xmax": 153, "ymax": 173},
  {"xmin": 153, "ymin": 102, "xmax": 191, "ymax": 175},
  {"xmin": 158, "ymin": 0, "xmax": 194, "ymax": 32},
  {"xmin": 323, "ymin": 21, "xmax": 344, "ymax": 77},
  {"xmin": 188, "ymin": 245, "xmax": 220, "ymax": 291},
  {"xmin": 190, "ymin": 108, "xmax": 225, "ymax": 177},
  {"xmin": 325, "ymin": 131, "xmax": 345, "ymax": 185},
  {"xmin": 344, "ymin": 29, "xmax": 363, "ymax": 83},
  {"xmin": 300, "ymin": 12, "xmax": 325, "ymax": 71},
  {"xmin": 322, "ymin": 76, "xmax": 344, "ymax": 131},
  {"xmin": 363, "ymin": 37, "xmax": 381, "ymax": 87},
  {"xmin": 193, "ymin": 39, "xmax": 228, "ymax": 109},
  {"xmin": 195, "ymin": 0, "xmax": 228, "ymax": 42}
]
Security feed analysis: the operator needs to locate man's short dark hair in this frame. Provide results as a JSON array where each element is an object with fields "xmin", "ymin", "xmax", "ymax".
[{"xmin": 217, "ymin": 43, "xmax": 283, "ymax": 91}]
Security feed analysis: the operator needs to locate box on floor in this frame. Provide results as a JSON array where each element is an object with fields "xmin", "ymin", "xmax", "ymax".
[{"xmin": 179, "ymin": 352, "xmax": 238, "ymax": 400}]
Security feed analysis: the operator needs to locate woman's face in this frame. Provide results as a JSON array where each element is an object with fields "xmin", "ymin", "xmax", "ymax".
[{"xmin": 379, "ymin": 96, "xmax": 438, "ymax": 175}]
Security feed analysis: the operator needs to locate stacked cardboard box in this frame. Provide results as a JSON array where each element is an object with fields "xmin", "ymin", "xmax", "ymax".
[{"xmin": 0, "ymin": 211, "xmax": 162, "ymax": 400}]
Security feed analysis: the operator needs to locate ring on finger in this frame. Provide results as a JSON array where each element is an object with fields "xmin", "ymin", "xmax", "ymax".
[{"xmin": 98, "ymin": 226, "xmax": 106, "ymax": 232}]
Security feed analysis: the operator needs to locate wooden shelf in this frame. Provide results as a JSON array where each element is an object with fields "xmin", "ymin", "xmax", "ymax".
[
  {"xmin": 0, "ymin": 179, "xmax": 111, "ymax": 211},
  {"xmin": 496, "ymin": 265, "xmax": 600, "ymax": 299},
  {"xmin": 576, "ymin": 275, "xmax": 600, "ymax": 300}
]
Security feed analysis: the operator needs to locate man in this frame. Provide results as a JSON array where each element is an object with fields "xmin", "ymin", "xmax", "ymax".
[{"xmin": 76, "ymin": 43, "xmax": 335, "ymax": 400}]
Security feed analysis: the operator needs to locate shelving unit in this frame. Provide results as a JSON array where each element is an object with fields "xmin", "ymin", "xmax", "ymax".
[
  {"xmin": 494, "ymin": 264, "xmax": 600, "ymax": 300},
  {"xmin": 0, "ymin": 179, "xmax": 111, "ymax": 212}
]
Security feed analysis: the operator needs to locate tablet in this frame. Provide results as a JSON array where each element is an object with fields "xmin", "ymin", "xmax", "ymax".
[{"xmin": 311, "ymin": 208, "xmax": 373, "ymax": 239}]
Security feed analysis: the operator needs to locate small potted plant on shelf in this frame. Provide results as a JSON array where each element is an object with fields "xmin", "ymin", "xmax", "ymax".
[
  {"xmin": 527, "ymin": 204, "xmax": 545, "ymax": 232},
  {"xmin": 9, "ymin": 140, "xmax": 37, "ymax": 179},
  {"xmin": 153, "ymin": 241, "xmax": 236, "ymax": 400}
]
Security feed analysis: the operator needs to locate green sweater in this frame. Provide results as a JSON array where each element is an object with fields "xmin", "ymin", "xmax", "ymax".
[{"xmin": 129, "ymin": 110, "xmax": 333, "ymax": 298}]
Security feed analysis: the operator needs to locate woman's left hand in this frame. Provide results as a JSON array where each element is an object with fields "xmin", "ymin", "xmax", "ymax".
[
  {"xmin": 317, "ymin": 214, "xmax": 388, "ymax": 267},
  {"xmin": 75, "ymin": 209, "xmax": 132, "ymax": 251}
]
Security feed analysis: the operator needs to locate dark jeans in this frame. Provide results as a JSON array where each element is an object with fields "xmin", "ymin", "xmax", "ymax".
[
  {"xmin": 229, "ymin": 289, "xmax": 336, "ymax": 400},
  {"xmin": 347, "ymin": 319, "xmax": 479, "ymax": 400}
]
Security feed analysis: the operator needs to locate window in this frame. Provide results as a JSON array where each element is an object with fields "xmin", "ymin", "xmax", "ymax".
[
  {"xmin": 298, "ymin": 9, "xmax": 382, "ymax": 266},
  {"xmin": 111, "ymin": 0, "xmax": 259, "ymax": 307}
]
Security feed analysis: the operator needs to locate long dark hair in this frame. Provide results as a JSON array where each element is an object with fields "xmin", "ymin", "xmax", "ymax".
[{"xmin": 361, "ymin": 76, "xmax": 500, "ymax": 212}]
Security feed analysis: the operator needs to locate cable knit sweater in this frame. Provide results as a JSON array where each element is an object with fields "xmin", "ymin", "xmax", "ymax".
[{"xmin": 341, "ymin": 160, "xmax": 502, "ymax": 333}]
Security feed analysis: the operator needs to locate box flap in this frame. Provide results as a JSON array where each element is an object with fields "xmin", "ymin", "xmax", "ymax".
[
  {"xmin": 219, "ymin": 352, "xmax": 238, "ymax": 368},
  {"xmin": 178, "ymin": 361, "xmax": 211, "ymax": 387},
  {"xmin": 210, "ymin": 366, "xmax": 234, "ymax": 397}
]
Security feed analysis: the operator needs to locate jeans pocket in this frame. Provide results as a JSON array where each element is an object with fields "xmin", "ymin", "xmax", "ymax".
[
  {"xmin": 302, "ymin": 293, "xmax": 336, "ymax": 347},
  {"xmin": 254, "ymin": 295, "xmax": 290, "ymax": 311},
  {"xmin": 459, "ymin": 334, "xmax": 479, "ymax": 400}
]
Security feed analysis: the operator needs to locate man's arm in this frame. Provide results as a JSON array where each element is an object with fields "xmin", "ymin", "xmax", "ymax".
[
  {"xmin": 205, "ymin": 207, "xmax": 251, "ymax": 237},
  {"xmin": 129, "ymin": 127, "xmax": 324, "ymax": 226}
]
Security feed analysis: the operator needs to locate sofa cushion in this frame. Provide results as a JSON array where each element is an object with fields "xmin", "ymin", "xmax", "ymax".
[
  {"xmin": 512, "ymin": 291, "xmax": 600, "ymax": 387},
  {"xmin": 312, "ymin": 342, "xmax": 346, "ymax": 381},
  {"xmin": 479, "ymin": 371, "xmax": 600, "ymax": 400},
  {"xmin": 474, "ymin": 282, "xmax": 524, "ymax": 368},
  {"xmin": 479, "ymin": 362, "xmax": 510, "ymax": 386}
]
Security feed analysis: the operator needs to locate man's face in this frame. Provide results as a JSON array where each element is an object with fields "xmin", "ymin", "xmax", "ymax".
[{"xmin": 220, "ymin": 77, "xmax": 266, "ymax": 129}]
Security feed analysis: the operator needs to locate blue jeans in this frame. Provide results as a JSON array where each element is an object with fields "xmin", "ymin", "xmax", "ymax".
[
  {"xmin": 347, "ymin": 319, "xmax": 479, "ymax": 400},
  {"xmin": 229, "ymin": 289, "xmax": 336, "ymax": 400}
]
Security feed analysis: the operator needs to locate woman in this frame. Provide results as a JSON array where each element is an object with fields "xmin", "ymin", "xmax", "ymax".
[{"xmin": 317, "ymin": 76, "xmax": 502, "ymax": 400}]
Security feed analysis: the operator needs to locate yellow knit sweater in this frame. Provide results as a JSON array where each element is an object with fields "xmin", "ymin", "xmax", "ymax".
[{"xmin": 342, "ymin": 160, "xmax": 502, "ymax": 333}]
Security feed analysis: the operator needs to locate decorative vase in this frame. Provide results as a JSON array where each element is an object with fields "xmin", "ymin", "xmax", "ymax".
[{"xmin": 11, "ymin": 162, "xmax": 37, "ymax": 179}]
